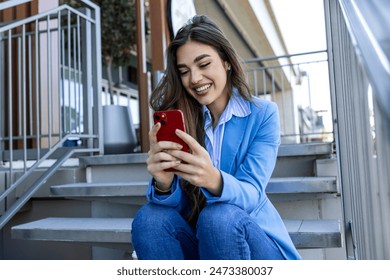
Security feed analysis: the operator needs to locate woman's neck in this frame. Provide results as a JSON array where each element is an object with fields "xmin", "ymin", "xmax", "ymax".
[{"xmin": 208, "ymin": 98, "xmax": 229, "ymax": 128}]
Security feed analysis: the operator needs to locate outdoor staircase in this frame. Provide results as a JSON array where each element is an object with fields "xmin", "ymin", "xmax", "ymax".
[{"xmin": 8, "ymin": 142, "xmax": 345, "ymax": 260}]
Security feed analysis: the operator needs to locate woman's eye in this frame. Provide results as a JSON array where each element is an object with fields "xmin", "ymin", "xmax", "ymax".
[
  {"xmin": 200, "ymin": 62, "xmax": 211, "ymax": 68},
  {"xmin": 179, "ymin": 70, "xmax": 189, "ymax": 76}
]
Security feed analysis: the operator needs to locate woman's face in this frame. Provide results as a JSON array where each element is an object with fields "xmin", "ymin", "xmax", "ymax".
[{"xmin": 176, "ymin": 40, "xmax": 230, "ymax": 115}]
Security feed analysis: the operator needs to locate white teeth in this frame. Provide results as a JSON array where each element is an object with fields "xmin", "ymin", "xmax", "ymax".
[{"xmin": 195, "ymin": 84, "xmax": 211, "ymax": 92}]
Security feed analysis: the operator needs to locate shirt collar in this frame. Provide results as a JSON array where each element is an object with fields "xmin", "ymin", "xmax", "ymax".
[{"xmin": 203, "ymin": 89, "xmax": 251, "ymax": 129}]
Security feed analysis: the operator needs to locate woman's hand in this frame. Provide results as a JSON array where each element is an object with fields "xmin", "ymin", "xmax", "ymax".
[
  {"xmin": 146, "ymin": 122, "xmax": 183, "ymax": 190},
  {"xmin": 168, "ymin": 129, "xmax": 222, "ymax": 196}
]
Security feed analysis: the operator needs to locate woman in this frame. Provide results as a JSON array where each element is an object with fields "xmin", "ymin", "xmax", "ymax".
[{"xmin": 131, "ymin": 15, "xmax": 301, "ymax": 260}]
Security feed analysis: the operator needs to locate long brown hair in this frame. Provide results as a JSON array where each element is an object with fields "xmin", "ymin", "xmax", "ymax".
[{"xmin": 150, "ymin": 15, "xmax": 252, "ymax": 226}]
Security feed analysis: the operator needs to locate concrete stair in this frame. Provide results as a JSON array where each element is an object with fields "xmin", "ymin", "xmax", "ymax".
[
  {"xmin": 49, "ymin": 176, "xmax": 337, "ymax": 198},
  {"xmin": 11, "ymin": 217, "xmax": 341, "ymax": 250},
  {"xmin": 9, "ymin": 142, "xmax": 345, "ymax": 259}
]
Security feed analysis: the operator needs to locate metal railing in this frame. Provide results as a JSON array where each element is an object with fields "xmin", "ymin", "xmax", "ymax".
[
  {"xmin": 326, "ymin": 0, "xmax": 390, "ymax": 259},
  {"xmin": 101, "ymin": 79, "xmax": 140, "ymax": 128},
  {"xmin": 0, "ymin": 0, "xmax": 102, "ymax": 228},
  {"xmin": 243, "ymin": 50, "xmax": 334, "ymax": 144}
]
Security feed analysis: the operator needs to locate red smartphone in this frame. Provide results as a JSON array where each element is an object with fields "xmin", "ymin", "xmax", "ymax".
[{"xmin": 153, "ymin": 110, "xmax": 190, "ymax": 171}]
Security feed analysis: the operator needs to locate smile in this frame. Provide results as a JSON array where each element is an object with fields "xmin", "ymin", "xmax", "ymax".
[{"xmin": 195, "ymin": 84, "xmax": 212, "ymax": 92}]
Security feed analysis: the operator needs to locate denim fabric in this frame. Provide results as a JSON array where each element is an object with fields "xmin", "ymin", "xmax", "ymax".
[{"xmin": 131, "ymin": 203, "xmax": 285, "ymax": 260}]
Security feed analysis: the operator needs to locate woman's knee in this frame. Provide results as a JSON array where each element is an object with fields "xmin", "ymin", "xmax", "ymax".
[
  {"xmin": 197, "ymin": 203, "xmax": 247, "ymax": 235},
  {"xmin": 132, "ymin": 204, "xmax": 179, "ymax": 237}
]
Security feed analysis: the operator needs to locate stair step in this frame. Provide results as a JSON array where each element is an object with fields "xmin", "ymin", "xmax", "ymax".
[
  {"xmin": 11, "ymin": 217, "xmax": 341, "ymax": 249},
  {"xmin": 50, "ymin": 176, "xmax": 337, "ymax": 198},
  {"xmin": 51, "ymin": 182, "xmax": 148, "ymax": 197},
  {"xmin": 79, "ymin": 153, "xmax": 148, "ymax": 167},
  {"xmin": 12, "ymin": 218, "xmax": 132, "ymax": 245},
  {"xmin": 267, "ymin": 176, "xmax": 337, "ymax": 194},
  {"xmin": 277, "ymin": 142, "xmax": 333, "ymax": 157},
  {"xmin": 77, "ymin": 143, "xmax": 334, "ymax": 168}
]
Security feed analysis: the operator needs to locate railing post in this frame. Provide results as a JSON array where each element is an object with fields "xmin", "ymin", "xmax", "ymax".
[
  {"xmin": 0, "ymin": 33, "xmax": 4, "ymax": 160},
  {"xmin": 80, "ymin": 7, "xmax": 94, "ymax": 150},
  {"xmin": 136, "ymin": 0, "xmax": 150, "ymax": 153},
  {"xmin": 92, "ymin": 4, "xmax": 103, "ymax": 154}
]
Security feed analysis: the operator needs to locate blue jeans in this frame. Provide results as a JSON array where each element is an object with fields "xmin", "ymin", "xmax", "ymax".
[{"xmin": 131, "ymin": 203, "xmax": 285, "ymax": 260}]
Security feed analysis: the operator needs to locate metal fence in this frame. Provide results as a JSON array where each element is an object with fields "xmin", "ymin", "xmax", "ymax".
[
  {"xmin": 243, "ymin": 50, "xmax": 334, "ymax": 144},
  {"xmin": 0, "ymin": 0, "xmax": 102, "ymax": 228},
  {"xmin": 326, "ymin": 0, "xmax": 390, "ymax": 259}
]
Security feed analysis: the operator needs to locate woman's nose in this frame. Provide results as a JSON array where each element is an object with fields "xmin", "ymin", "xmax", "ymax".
[{"xmin": 190, "ymin": 69, "xmax": 202, "ymax": 84}]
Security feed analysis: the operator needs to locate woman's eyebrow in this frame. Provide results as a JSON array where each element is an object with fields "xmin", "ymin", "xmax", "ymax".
[
  {"xmin": 177, "ymin": 54, "xmax": 211, "ymax": 68},
  {"xmin": 194, "ymin": 54, "xmax": 211, "ymax": 62}
]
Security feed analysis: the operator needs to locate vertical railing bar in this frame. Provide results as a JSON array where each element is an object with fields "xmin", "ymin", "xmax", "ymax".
[
  {"xmin": 17, "ymin": 36, "xmax": 22, "ymax": 136},
  {"xmin": 46, "ymin": 15, "xmax": 52, "ymax": 148},
  {"xmin": 8, "ymin": 29, "xmax": 14, "ymax": 185},
  {"xmin": 22, "ymin": 24, "xmax": 27, "ymax": 172},
  {"xmin": 253, "ymin": 70, "xmax": 257, "ymax": 96},
  {"xmin": 57, "ymin": 10, "xmax": 63, "ymax": 139},
  {"xmin": 73, "ymin": 25, "xmax": 77, "ymax": 134},
  {"xmin": 83, "ymin": 8, "xmax": 93, "ymax": 149},
  {"xmin": 271, "ymin": 68, "xmax": 276, "ymax": 101},
  {"xmin": 67, "ymin": 10, "xmax": 71, "ymax": 134},
  {"xmin": 0, "ymin": 33, "xmax": 3, "ymax": 156},
  {"xmin": 262, "ymin": 69, "xmax": 266, "ymax": 97},
  {"xmin": 289, "ymin": 65, "xmax": 295, "ymax": 141},
  {"xmin": 28, "ymin": 34, "xmax": 33, "ymax": 137},
  {"xmin": 77, "ymin": 15, "xmax": 82, "ymax": 134},
  {"xmin": 35, "ymin": 19, "xmax": 41, "ymax": 160},
  {"xmin": 280, "ymin": 66, "xmax": 286, "ymax": 135},
  {"xmin": 61, "ymin": 28, "xmax": 66, "ymax": 134}
]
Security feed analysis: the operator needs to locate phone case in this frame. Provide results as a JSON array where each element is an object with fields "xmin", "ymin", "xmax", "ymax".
[
  {"xmin": 153, "ymin": 110, "xmax": 189, "ymax": 151},
  {"xmin": 153, "ymin": 110, "xmax": 190, "ymax": 171}
]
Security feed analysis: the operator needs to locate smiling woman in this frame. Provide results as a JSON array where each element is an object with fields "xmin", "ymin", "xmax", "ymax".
[
  {"xmin": 131, "ymin": 15, "xmax": 301, "ymax": 260},
  {"xmin": 176, "ymin": 41, "xmax": 230, "ymax": 121}
]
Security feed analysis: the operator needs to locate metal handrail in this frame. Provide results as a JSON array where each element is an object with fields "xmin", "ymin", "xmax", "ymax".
[
  {"xmin": 0, "ymin": 5, "xmax": 95, "ymax": 33},
  {"xmin": 0, "ymin": 1, "xmax": 102, "ymax": 228},
  {"xmin": 326, "ymin": 0, "xmax": 390, "ymax": 259},
  {"xmin": 339, "ymin": 0, "xmax": 390, "ymax": 121},
  {"xmin": 0, "ymin": 134, "xmax": 96, "ymax": 203},
  {"xmin": 0, "ymin": 135, "xmax": 99, "ymax": 229},
  {"xmin": 242, "ymin": 49, "xmax": 328, "ymax": 64},
  {"xmin": 0, "ymin": 0, "xmax": 32, "ymax": 10}
]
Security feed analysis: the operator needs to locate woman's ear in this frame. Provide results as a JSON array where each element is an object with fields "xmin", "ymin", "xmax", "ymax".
[{"xmin": 225, "ymin": 61, "xmax": 231, "ymax": 71}]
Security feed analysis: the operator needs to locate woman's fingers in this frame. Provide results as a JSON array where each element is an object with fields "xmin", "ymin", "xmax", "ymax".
[
  {"xmin": 148, "ymin": 149, "xmax": 180, "ymax": 164},
  {"xmin": 149, "ymin": 122, "xmax": 160, "ymax": 144},
  {"xmin": 175, "ymin": 129, "xmax": 201, "ymax": 153},
  {"xmin": 168, "ymin": 130, "xmax": 208, "ymax": 164},
  {"xmin": 149, "ymin": 141, "xmax": 183, "ymax": 156},
  {"xmin": 147, "ymin": 158, "xmax": 181, "ymax": 173},
  {"xmin": 147, "ymin": 144, "xmax": 182, "ymax": 174}
]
